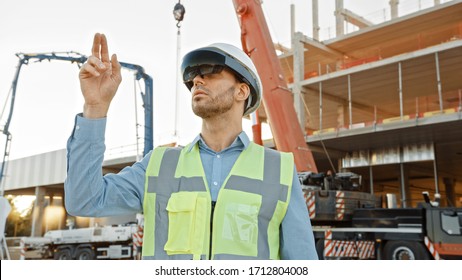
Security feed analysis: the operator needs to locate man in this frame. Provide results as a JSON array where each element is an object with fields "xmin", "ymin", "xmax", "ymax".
[{"xmin": 65, "ymin": 33, "xmax": 318, "ymax": 260}]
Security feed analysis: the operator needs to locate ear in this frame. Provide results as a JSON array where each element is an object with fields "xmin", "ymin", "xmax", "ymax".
[{"xmin": 235, "ymin": 82, "xmax": 250, "ymax": 102}]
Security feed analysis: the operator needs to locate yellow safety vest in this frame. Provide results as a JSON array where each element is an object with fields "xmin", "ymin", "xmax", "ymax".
[{"xmin": 142, "ymin": 142, "xmax": 293, "ymax": 260}]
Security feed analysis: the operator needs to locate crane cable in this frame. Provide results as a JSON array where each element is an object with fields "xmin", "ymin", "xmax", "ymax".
[{"xmin": 300, "ymin": 90, "xmax": 337, "ymax": 173}]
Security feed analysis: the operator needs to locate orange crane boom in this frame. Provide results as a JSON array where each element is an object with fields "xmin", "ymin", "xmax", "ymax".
[{"xmin": 232, "ymin": 0, "xmax": 318, "ymax": 173}]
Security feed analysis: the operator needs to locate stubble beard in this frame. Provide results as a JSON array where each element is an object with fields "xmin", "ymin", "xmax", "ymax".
[{"xmin": 192, "ymin": 85, "xmax": 235, "ymax": 119}]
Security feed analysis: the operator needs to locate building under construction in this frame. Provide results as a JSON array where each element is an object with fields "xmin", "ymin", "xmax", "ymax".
[{"xmin": 271, "ymin": 0, "xmax": 462, "ymax": 208}]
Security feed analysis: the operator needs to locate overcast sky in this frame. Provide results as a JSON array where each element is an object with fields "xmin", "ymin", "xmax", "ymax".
[{"xmin": 1, "ymin": 0, "xmax": 431, "ymax": 161}]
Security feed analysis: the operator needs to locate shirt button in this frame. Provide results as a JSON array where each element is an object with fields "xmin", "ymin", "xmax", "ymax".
[
  {"xmin": 213, "ymin": 181, "xmax": 218, "ymax": 186},
  {"xmin": 76, "ymin": 125, "xmax": 80, "ymax": 130},
  {"xmin": 217, "ymin": 155, "xmax": 221, "ymax": 158}
]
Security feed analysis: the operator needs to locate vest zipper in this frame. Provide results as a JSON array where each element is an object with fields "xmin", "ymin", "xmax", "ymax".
[{"xmin": 209, "ymin": 201, "xmax": 216, "ymax": 260}]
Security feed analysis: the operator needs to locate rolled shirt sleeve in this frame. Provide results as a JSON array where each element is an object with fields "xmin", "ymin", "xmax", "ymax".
[{"xmin": 64, "ymin": 114, "xmax": 148, "ymax": 217}]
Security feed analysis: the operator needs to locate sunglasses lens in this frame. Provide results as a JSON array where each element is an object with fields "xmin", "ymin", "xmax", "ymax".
[
  {"xmin": 198, "ymin": 64, "xmax": 215, "ymax": 76},
  {"xmin": 183, "ymin": 65, "xmax": 225, "ymax": 83}
]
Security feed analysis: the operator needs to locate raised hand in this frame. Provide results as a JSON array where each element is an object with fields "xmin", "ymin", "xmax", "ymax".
[{"xmin": 79, "ymin": 33, "xmax": 122, "ymax": 119}]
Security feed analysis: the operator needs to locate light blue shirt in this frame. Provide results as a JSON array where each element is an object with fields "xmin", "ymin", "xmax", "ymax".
[{"xmin": 64, "ymin": 114, "xmax": 318, "ymax": 260}]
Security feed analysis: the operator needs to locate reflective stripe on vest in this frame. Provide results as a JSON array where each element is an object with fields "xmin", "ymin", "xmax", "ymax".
[
  {"xmin": 143, "ymin": 146, "xmax": 209, "ymax": 260},
  {"xmin": 142, "ymin": 142, "xmax": 293, "ymax": 260}
]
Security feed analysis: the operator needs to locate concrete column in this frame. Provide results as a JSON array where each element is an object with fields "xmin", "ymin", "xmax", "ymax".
[
  {"xmin": 30, "ymin": 186, "xmax": 46, "ymax": 237},
  {"xmin": 433, "ymin": 143, "xmax": 440, "ymax": 194},
  {"xmin": 312, "ymin": 0, "xmax": 320, "ymax": 40},
  {"xmin": 369, "ymin": 166, "xmax": 374, "ymax": 195},
  {"xmin": 292, "ymin": 32, "xmax": 306, "ymax": 132},
  {"xmin": 89, "ymin": 217, "xmax": 96, "ymax": 227},
  {"xmin": 337, "ymin": 104, "xmax": 346, "ymax": 128},
  {"xmin": 291, "ymin": 4, "xmax": 295, "ymax": 40},
  {"xmin": 347, "ymin": 74, "xmax": 353, "ymax": 128},
  {"xmin": 319, "ymin": 82, "xmax": 323, "ymax": 131},
  {"xmin": 443, "ymin": 177, "xmax": 456, "ymax": 207},
  {"xmin": 335, "ymin": 0, "xmax": 344, "ymax": 37},
  {"xmin": 399, "ymin": 163, "xmax": 411, "ymax": 208},
  {"xmin": 390, "ymin": 0, "xmax": 399, "ymax": 19},
  {"xmin": 435, "ymin": 52, "xmax": 443, "ymax": 112},
  {"xmin": 398, "ymin": 62, "xmax": 404, "ymax": 119}
]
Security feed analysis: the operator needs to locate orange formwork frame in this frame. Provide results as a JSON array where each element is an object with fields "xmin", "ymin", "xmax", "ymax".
[{"xmin": 232, "ymin": 0, "xmax": 318, "ymax": 173}]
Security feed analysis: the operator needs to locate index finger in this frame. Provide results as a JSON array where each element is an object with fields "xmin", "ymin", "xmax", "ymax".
[
  {"xmin": 91, "ymin": 33, "xmax": 102, "ymax": 60},
  {"xmin": 100, "ymin": 34, "xmax": 110, "ymax": 63}
]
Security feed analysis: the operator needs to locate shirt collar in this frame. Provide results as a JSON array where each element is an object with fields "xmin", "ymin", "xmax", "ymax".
[{"xmin": 187, "ymin": 131, "xmax": 251, "ymax": 153}]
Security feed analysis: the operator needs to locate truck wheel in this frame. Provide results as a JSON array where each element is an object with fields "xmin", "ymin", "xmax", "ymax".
[
  {"xmin": 315, "ymin": 239, "xmax": 325, "ymax": 260},
  {"xmin": 75, "ymin": 248, "xmax": 95, "ymax": 260},
  {"xmin": 382, "ymin": 241, "xmax": 430, "ymax": 260},
  {"xmin": 54, "ymin": 249, "xmax": 72, "ymax": 260}
]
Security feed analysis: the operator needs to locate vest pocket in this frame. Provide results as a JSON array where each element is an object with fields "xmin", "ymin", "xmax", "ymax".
[
  {"xmin": 164, "ymin": 192, "xmax": 201, "ymax": 255},
  {"xmin": 213, "ymin": 189, "xmax": 262, "ymax": 257}
]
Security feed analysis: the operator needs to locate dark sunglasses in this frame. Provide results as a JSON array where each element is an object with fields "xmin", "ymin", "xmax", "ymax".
[{"xmin": 183, "ymin": 64, "xmax": 225, "ymax": 84}]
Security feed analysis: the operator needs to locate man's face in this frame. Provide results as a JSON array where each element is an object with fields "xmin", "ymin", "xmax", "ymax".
[{"xmin": 190, "ymin": 68, "xmax": 239, "ymax": 119}]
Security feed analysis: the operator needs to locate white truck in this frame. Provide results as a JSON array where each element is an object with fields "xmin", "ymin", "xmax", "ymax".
[{"xmin": 22, "ymin": 223, "xmax": 143, "ymax": 260}]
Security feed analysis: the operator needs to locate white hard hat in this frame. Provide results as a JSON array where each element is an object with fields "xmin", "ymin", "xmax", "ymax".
[{"xmin": 181, "ymin": 43, "xmax": 263, "ymax": 115}]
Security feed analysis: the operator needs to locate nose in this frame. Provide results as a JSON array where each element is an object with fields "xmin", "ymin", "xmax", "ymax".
[{"xmin": 192, "ymin": 74, "xmax": 205, "ymax": 88}]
